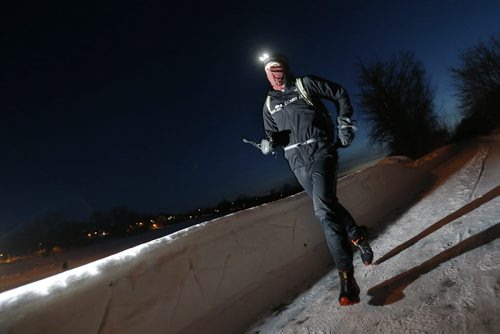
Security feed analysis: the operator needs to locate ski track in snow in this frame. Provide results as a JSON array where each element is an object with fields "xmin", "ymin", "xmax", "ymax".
[{"xmin": 247, "ymin": 137, "xmax": 500, "ymax": 334}]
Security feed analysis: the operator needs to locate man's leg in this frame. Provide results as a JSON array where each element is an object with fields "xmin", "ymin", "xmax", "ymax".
[
  {"xmin": 307, "ymin": 157, "xmax": 354, "ymax": 271},
  {"xmin": 310, "ymin": 157, "xmax": 374, "ymax": 266},
  {"xmin": 294, "ymin": 158, "xmax": 372, "ymax": 305},
  {"xmin": 294, "ymin": 158, "xmax": 355, "ymax": 270},
  {"xmin": 309, "ymin": 157, "xmax": 369, "ymax": 305}
]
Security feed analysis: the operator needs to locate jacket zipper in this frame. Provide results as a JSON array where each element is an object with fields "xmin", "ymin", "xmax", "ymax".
[{"xmin": 283, "ymin": 90, "xmax": 306, "ymax": 167}]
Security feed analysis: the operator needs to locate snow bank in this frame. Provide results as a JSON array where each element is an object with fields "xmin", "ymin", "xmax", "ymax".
[
  {"xmin": 338, "ymin": 157, "xmax": 426, "ymax": 229},
  {"xmin": 0, "ymin": 150, "xmax": 442, "ymax": 333}
]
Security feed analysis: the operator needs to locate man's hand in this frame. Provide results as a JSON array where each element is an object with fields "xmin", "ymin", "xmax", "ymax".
[
  {"xmin": 260, "ymin": 138, "xmax": 275, "ymax": 155},
  {"xmin": 337, "ymin": 116, "xmax": 358, "ymax": 148}
]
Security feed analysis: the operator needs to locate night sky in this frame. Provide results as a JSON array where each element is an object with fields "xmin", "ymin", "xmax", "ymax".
[{"xmin": 2, "ymin": 1, "xmax": 499, "ymax": 233}]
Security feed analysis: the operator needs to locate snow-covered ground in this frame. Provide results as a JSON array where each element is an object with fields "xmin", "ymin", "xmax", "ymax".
[
  {"xmin": 1, "ymin": 133, "xmax": 499, "ymax": 334},
  {"xmin": 247, "ymin": 134, "xmax": 500, "ymax": 334},
  {"xmin": 0, "ymin": 220, "xmax": 197, "ymax": 293}
]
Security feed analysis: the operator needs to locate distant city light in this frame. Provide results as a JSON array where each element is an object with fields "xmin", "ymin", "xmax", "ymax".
[{"xmin": 87, "ymin": 230, "xmax": 109, "ymax": 239}]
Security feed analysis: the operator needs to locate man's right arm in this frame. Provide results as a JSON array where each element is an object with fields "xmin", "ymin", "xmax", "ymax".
[
  {"xmin": 261, "ymin": 105, "xmax": 279, "ymax": 155},
  {"xmin": 263, "ymin": 105, "xmax": 279, "ymax": 138}
]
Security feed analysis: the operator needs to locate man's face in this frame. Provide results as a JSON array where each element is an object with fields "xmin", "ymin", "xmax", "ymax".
[{"xmin": 265, "ymin": 61, "xmax": 286, "ymax": 90}]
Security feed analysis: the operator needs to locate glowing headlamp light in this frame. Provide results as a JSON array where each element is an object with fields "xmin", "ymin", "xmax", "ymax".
[{"xmin": 259, "ymin": 53, "xmax": 270, "ymax": 63}]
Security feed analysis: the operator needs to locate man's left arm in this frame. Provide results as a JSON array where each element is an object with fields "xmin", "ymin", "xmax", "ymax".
[
  {"xmin": 301, "ymin": 75, "xmax": 357, "ymax": 148},
  {"xmin": 301, "ymin": 75, "xmax": 353, "ymax": 118}
]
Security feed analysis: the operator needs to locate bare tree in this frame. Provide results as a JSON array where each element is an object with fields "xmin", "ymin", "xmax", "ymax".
[
  {"xmin": 451, "ymin": 35, "xmax": 500, "ymax": 139},
  {"xmin": 358, "ymin": 51, "xmax": 447, "ymax": 159}
]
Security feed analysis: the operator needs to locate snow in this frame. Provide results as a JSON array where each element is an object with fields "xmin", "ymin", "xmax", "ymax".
[
  {"xmin": 1, "ymin": 133, "xmax": 499, "ymax": 333},
  {"xmin": 247, "ymin": 134, "xmax": 500, "ymax": 334},
  {"xmin": 0, "ymin": 220, "xmax": 197, "ymax": 293}
]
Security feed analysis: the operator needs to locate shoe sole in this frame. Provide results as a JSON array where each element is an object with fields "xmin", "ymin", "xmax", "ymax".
[{"xmin": 339, "ymin": 296, "xmax": 360, "ymax": 306}]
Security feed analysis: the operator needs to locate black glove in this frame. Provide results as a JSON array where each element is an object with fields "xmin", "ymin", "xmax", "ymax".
[{"xmin": 337, "ymin": 116, "xmax": 358, "ymax": 148}]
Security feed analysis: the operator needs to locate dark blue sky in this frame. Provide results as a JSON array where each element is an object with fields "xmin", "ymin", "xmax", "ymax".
[{"xmin": 1, "ymin": 0, "xmax": 499, "ymax": 233}]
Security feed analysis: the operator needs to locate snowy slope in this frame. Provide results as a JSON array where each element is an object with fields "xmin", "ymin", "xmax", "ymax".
[
  {"xmin": 1, "ymin": 134, "xmax": 499, "ymax": 334},
  {"xmin": 247, "ymin": 134, "xmax": 500, "ymax": 334}
]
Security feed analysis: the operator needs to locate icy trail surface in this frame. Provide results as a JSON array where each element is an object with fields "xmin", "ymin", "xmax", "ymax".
[{"xmin": 247, "ymin": 135, "xmax": 500, "ymax": 334}]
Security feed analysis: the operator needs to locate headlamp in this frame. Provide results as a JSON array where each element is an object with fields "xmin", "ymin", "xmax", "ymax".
[{"xmin": 259, "ymin": 53, "xmax": 270, "ymax": 63}]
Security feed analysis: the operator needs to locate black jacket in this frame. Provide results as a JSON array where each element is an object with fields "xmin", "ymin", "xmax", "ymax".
[{"xmin": 263, "ymin": 75, "xmax": 353, "ymax": 170}]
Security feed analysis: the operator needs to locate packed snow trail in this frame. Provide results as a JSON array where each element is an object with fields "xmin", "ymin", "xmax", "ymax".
[
  {"xmin": 247, "ymin": 135, "xmax": 500, "ymax": 334},
  {"xmin": 373, "ymin": 184, "xmax": 500, "ymax": 267}
]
